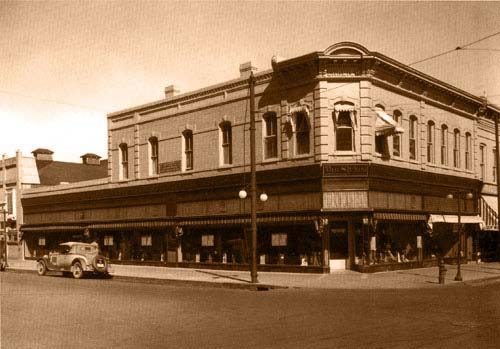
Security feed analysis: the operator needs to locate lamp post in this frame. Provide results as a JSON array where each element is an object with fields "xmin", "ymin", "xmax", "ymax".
[{"xmin": 446, "ymin": 191, "xmax": 473, "ymax": 281}]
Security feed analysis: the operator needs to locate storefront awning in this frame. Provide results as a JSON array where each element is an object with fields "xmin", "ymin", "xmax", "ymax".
[
  {"xmin": 373, "ymin": 212, "xmax": 427, "ymax": 221},
  {"xmin": 178, "ymin": 214, "xmax": 316, "ymax": 227},
  {"xmin": 88, "ymin": 221, "xmax": 175, "ymax": 230},
  {"xmin": 428, "ymin": 214, "xmax": 484, "ymax": 229},
  {"xmin": 482, "ymin": 195, "xmax": 498, "ymax": 215},
  {"xmin": 375, "ymin": 109, "xmax": 404, "ymax": 136},
  {"xmin": 21, "ymin": 225, "xmax": 86, "ymax": 233}
]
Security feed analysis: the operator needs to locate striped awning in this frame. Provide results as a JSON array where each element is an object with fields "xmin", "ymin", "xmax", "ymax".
[
  {"xmin": 88, "ymin": 220, "xmax": 175, "ymax": 230},
  {"xmin": 373, "ymin": 212, "xmax": 427, "ymax": 221},
  {"xmin": 21, "ymin": 225, "xmax": 86, "ymax": 233},
  {"xmin": 178, "ymin": 214, "xmax": 316, "ymax": 226}
]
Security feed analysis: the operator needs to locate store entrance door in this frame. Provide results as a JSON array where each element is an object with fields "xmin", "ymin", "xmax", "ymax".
[{"xmin": 329, "ymin": 222, "xmax": 348, "ymax": 270}]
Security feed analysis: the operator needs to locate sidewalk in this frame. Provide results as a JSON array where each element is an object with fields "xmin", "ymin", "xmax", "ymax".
[{"xmin": 5, "ymin": 259, "xmax": 500, "ymax": 290}]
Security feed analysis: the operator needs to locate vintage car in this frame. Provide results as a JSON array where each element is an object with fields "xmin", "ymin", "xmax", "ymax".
[{"xmin": 37, "ymin": 242, "xmax": 110, "ymax": 279}]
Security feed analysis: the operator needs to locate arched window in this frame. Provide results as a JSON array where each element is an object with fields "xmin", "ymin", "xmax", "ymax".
[
  {"xmin": 263, "ymin": 112, "xmax": 278, "ymax": 159},
  {"xmin": 149, "ymin": 137, "xmax": 159, "ymax": 175},
  {"xmin": 119, "ymin": 143, "xmax": 129, "ymax": 180},
  {"xmin": 427, "ymin": 121, "xmax": 435, "ymax": 163},
  {"xmin": 409, "ymin": 115, "xmax": 418, "ymax": 160},
  {"xmin": 220, "ymin": 122, "xmax": 232, "ymax": 165},
  {"xmin": 183, "ymin": 130, "xmax": 193, "ymax": 171},
  {"xmin": 465, "ymin": 132, "xmax": 472, "ymax": 170},
  {"xmin": 392, "ymin": 110, "xmax": 402, "ymax": 157},
  {"xmin": 440, "ymin": 125, "xmax": 448, "ymax": 166},
  {"xmin": 453, "ymin": 129, "xmax": 460, "ymax": 168},
  {"xmin": 295, "ymin": 112, "xmax": 310, "ymax": 155}
]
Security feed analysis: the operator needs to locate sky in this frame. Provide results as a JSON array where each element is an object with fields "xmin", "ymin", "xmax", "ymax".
[{"xmin": 1, "ymin": 1, "xmax": 500, "ymax": 162}]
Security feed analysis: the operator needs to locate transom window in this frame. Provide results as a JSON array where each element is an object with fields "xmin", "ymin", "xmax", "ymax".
[{"xmin": 263, "ymin": 112, "xmax": 278, "ymax": 159}]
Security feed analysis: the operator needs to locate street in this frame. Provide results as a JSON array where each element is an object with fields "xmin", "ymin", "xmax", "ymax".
[{"xmin": 1, "ymin": 272, "xmax": 500, "ymax": 349}]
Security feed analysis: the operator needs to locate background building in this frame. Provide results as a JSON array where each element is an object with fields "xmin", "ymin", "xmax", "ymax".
[
  {"xmin": 21, "ymin": 42, "xmax": 500, "ymax": 272},
  {"xmin": 1, "ymin": 149, "xmax": 107, "ymax": 260}
]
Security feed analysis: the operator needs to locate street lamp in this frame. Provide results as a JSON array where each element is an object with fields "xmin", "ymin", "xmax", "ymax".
[{"xmin": 446, "ymin": 191, "xmax": 473, "ymax": 281}]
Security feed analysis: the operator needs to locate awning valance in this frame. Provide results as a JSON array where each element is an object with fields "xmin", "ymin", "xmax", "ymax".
[
  {"xmin": 428, "ymin": 214, "xmax": 484, "ymax": 230},
  {"xmin": 373, "ymin": 212, "xmax": 427, "ymax": 221},
  {"xmin": 21, "ymin": 225, "xmax": 86, "ymax": 233},
  {"xmin": 375, "ymin": 109, "xmax": 404, "ymax": 136},
  {"xmin": 88, "ymin": 221, "xmax": 175, "ymax": 230},
  {"xmin": 178, "ymin": 214, "xmax": 316, "ymax": 226}
]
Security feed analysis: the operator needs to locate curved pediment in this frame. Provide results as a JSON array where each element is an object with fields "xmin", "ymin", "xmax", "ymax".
[{"xmin": 324, "ymin": 42, "xmax": 370, "ymax": 56}]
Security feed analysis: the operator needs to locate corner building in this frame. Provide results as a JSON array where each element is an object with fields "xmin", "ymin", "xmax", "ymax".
[{"xmin": 21, "ymin": 42, "xmax": 500, "ymax": 273}]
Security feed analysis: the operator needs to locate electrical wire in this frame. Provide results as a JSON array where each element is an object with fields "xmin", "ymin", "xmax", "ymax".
[{"xmin": 409, "ymin": 30, "xmax": 500, "ymax": 66}]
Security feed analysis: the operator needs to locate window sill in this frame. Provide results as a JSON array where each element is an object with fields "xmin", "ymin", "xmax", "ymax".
[
  {"xmin": 262, "ymin": 158, "xmax": 279, "ymax": 164},
  {"xmin": 333, "ymin": 151, "xmax": 356, "ymax": 156},
  {"xmin": 218, "ymin": 165, "xmax": 234, "ymax": 171},
  {"xmin": 292, "ymin": 153, "xmax": 313, "ymax": 160}
]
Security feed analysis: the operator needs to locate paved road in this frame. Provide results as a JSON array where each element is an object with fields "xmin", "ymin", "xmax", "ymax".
[{"xmin": 1, "ymin": 272, "xmax": 500, "ymax": 349}]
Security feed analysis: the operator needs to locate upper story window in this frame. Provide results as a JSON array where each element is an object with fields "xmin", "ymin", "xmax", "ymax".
[
  {"xmin": 493, "ymin": 148, "xmax": 497, "ymax": 183},
  {"xmin": 149, "ymin": 137, "xmax": 159, "ymax": 176},
  {"xmin": 263, "ymin": 112, "xmax": 278, "ymax": 159},
  {"xmin": 465, "ymin": 132, "xmax": 472, "ymax": 170},
  {"xmin": 220, "ymin": 121, "xmax": 232, "ymax": 165},
  {"xmin": 119, "ymin": 143, "xmax": 129, "ymax": 180},
  {"xmin": 295, "ymin": 112, "xmax": 310, "ymax": 155},
  {"xmin": 392, "ymin": 110, "xmax": 402, "ymax": 157},
  {"xmin": 479, "ymin": 143, "xmax": 486, "ymax": 180},
  {"xmin": 409, "ymin": 115, "xmax": 418, "ymax": 160},
  {"xmin": 183, "ymin": 130, "xmax": 193, "ymax": 171},
  {"xmin": 453, "ymin": 129, "xmax": 460, "ymax": 168},
  {"xmin": 440, "ymin": 124, "xmax": 448, "ymax": 166},
  {"xmin": 427, "ymin": 121, "xmax": 435, "ymax": 163},
  {"xmin": 333, "ymin": 104, "xmax": 356, "ymax": 152}
]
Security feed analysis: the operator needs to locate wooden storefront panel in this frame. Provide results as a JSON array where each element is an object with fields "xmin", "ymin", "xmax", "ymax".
[{"xmin": 323, "ymin": 191, "xmax": 368, "ymax": 209}]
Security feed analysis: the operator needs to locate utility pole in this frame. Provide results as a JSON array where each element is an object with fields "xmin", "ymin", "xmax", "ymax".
[{"xmin": 249, "ymin": 71, "xmax": 258, "ymax": 284}]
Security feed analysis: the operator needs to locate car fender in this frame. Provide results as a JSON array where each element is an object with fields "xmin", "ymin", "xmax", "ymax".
[
  {"xmin": 37, "ymin": 256, "xmax": 52, "ymax": 270},
  {"xmin": 71, "ymin": 257, "xmax": 88, "ymax": 270}
]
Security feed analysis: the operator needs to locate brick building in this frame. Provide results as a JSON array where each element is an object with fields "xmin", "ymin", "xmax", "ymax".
[{"xmin": 21, "ymin": 42, "xmax": 500, "ymax": 272}]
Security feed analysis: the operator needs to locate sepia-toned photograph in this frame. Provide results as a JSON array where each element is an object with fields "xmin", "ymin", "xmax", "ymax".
[{"xmin": 1, "ymin": 1, "xmax": 500, "ymax": 348}]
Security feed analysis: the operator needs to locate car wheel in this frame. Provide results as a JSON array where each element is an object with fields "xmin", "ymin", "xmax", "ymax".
[
  {"xmin": 37, "ymin": 261, "xmax": 47, "ymax": 276},
  {"xmin": 71, "ymin": 261, "xmax": 84, "ymax": 279}
]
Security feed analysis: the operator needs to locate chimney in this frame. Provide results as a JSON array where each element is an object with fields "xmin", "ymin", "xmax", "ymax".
[
  {"xmin": 239, "ymin": 62, "xmax": 258, "ymax": 78},
  {"xmin": 81, "ymin": 153, "xmax": 102, "ymax": 165},
  {"xmin": 32, "ymin": 148, "xmax": 54, "ymax": 161},
  {"xmin": 164, "ymin": 85, "xmax": 180, "ymax": 99}
]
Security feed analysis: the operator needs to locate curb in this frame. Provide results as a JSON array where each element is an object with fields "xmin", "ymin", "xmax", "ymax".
[{"xmin": 3, "ymin": 267, "xmax": 284, "ymax": 291}]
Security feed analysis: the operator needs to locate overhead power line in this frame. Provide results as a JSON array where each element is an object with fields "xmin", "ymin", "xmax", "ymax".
[
  {"xmin": 409, "ymin": 30, "xmax": 500, "ymax": 66},
  {"xmin": 0, "ymin": 89, "xmax": 107, "ymax": 112}
]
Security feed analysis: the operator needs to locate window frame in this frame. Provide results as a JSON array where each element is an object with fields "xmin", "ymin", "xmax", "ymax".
[
  {"xmin": 427, "ymin": 121, "xmax": 435, "ymax": 163},
  {"xmin": 220, "ymin": 122, "xmax": 233, "ymax": 166},
  {"xmin": 392, "ymin": 110, "xmax": 402, "ymax": 157},
  {"xmin": 294, "ymin": 112, "xmax": 310, "ymax": 156},
  {"xmin": 440, "ymin": 124, "xmax": 448, "ymax": 166},
  {"xmin": 409, "ymin": 115, "xmax": 418, "ymax": 161},
  {"xmin": 479, "ymin": 143, "xmax": 486, "ymax": 180},
  {"xmin": 149, "ymin": 137, "xmax": 159, "ymax": 176},
  {"xmin": 263, "ymin": 112, "xmax": 278, "ymax": 159},
  {"xmin": 183, "ymin": 130, "xmax": 194, "ymax": 171},
  {"xmin": 453, "ymin": 129, "xmax": 460, "ymax": 168},
  {"xmin": 465, "ymin": 132, "xmax": 472, "ymax": 170},
  {"xmin": 119, "ymin": 143, "xmax": 129, "ymax": 180}
]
